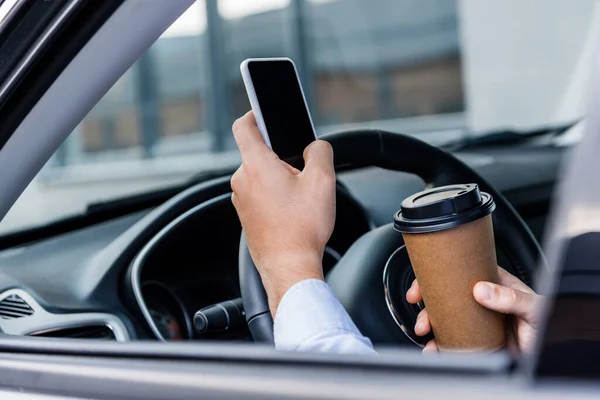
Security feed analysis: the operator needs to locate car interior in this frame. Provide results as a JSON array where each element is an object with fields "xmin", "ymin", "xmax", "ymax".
[
  {"xmin": 0, "ymin": 0, "xmax": 570, "ymax": 347},
  {"xmin": 0, "ymin": 126, "xmax": 563, "ymax": 344},
  {"xmin": 0, "ymin": 1, "xmax": 594, "ymax": 396}
]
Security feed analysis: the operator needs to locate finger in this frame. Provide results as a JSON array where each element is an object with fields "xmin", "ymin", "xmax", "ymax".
[
  {"xmin": 230, "ymin": 166, "xmax": 245, "ymax": 194},
  {"xmin": 301, "ymin": 140, "xmax": 334, "ymax": 179},
  {"xmin": 473, "ymin": 282, "xmax": 539, "ymax": 324},
  {"xmin": 280, "ymin": 160, "xmax": 301, "ymax": 175},
  {"xmin": 406, "ymin": 279, "xmax": 422, "ymax": 304},
  {"xmin": 232, "ymin": 111, "xmax": 270, "ymax": 160},
  {"xmin": 497, "ymin": 266, "xmax": 535, "ymax": 294},
  {"xmin": 505, "ymin": 317, "xmax": 521, "ymax": 356},
  {"xmin": 414, "ymin": 309, "xmax": 431, "ymax": 336},
  {"xmin": 423, "ymin": 340, "xmax": 438, "ymax": 354}
]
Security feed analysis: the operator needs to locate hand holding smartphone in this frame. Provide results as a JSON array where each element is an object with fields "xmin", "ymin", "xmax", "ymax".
[{"xmin": 240, "ymin": 58, "xmax": 317, "ymax": 169}]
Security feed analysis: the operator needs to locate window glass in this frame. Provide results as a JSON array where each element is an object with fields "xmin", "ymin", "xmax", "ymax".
[
  {"xmin": 71, "ymin": 1, "xmax": 208, "ymax": 163},
  {"xmin": 1, "ymin": 0, "xmax": 592, "ymax": 234},
  {"xmin": 307, "ymin": 0, "xmax": 463, "ymax": 125}
]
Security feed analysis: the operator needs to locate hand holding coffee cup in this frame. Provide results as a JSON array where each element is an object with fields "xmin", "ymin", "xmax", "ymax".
[
  {"xmin": 407, "ymin": 266, "xmax": 542, "ymax": 354},
  {"xmin": 394, "ymin": 184, "xmax": 504, "ymax": 352}
]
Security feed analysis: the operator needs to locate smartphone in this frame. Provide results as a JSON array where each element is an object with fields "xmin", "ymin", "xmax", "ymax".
[{"xmin": 240, "ymin": 57, "xmax": 317, "ymax": 169}]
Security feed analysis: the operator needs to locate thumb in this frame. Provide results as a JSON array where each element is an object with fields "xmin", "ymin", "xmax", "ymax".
[
  {"xmin": 473, "ymin": 282, "xmax": 540, "ymax": 326},
  {"xmin": 302, "ymin": 140, "xmax": 334, "ymax": 178}
]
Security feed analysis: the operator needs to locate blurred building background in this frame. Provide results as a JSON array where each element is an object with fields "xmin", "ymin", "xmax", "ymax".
[
  {"xmin": 61, "ymin": 0, "xmax": 464, "ymax": 166},
  {"xmin": 1, "ymin": 0, "xmax": 596, "ymax": 232}
]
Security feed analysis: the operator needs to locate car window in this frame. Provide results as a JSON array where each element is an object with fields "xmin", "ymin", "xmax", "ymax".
[{"xmin": 0, "ymin": 0, "xmax": 592, "ymax": 234}]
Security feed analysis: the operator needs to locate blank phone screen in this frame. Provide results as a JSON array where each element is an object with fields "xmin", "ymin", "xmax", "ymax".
[{"xmin": 248, "ymin": 60, "xmax": 315, "ymax": 165}]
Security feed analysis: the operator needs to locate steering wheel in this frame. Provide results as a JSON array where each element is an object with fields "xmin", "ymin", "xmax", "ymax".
[{"xmin": 239, "ymin": 129, "xmax": 544, "ymax": 344}]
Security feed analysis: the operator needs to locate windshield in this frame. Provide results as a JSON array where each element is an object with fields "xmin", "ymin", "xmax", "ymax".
[{"xmin": 0, "ymin": 0, "xmax": 593, "ymax": 233}]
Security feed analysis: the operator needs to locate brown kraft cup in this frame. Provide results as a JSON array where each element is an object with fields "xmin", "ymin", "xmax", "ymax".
[{"xmin": 393, "ymin": 184, "xmax": 504, "ymax": 352}]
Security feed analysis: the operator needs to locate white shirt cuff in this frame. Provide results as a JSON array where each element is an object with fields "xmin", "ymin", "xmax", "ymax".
[{"xmin": 274, "ymin": 279, "xmax": 375, "ymax": 354}]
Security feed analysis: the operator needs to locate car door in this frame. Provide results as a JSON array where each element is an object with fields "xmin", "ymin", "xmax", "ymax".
[{"xmin": 0, "ymin": 0, "xmax": 600, "ymax": 399}]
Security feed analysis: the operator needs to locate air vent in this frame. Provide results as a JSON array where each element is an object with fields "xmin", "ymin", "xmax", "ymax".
[
  {"xmin": 0, "ymin": 294, "xmax": 34, "ymax": 319},
  {"xmin": 31, "ymin": 325, "xmax": 116, "ymax": 340}
]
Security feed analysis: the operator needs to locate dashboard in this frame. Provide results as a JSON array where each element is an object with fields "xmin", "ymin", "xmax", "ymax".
[
  {"xmin": 0, "ymin": 144, "xmax": 563, "ymax": 342},
  {"xmin": 130, "ymin": 185, "xmax": 371, "ymax": 342}
]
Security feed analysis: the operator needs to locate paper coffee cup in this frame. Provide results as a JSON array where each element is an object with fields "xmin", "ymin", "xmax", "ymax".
[{"xmin": 393, "ymin": 184, "xmax": 504, "ymax": 352}]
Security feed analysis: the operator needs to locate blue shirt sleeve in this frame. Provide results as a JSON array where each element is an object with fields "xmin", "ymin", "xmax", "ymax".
[{"xmin": 274, "ymin": 279, "xmax": 377, "ymax": 354}]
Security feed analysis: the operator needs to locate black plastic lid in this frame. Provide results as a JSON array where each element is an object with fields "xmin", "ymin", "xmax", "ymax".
[{"xmin": 394, "ymin": 184, "xmax": 495, "ymax": 233}]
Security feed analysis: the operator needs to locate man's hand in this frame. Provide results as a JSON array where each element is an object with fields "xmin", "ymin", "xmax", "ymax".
[
  {"xmin": 230, "ymin": 111, "xmax": 336, "ymax": 316},
  {"xmin": 406, "ymin": 266, "xmax": 541, "ymax": 354}
]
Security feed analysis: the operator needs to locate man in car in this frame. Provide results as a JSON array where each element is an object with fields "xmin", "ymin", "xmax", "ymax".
[{"xmin": 230, "ymin": 111, "xmax": 542, "ymax": 354}]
